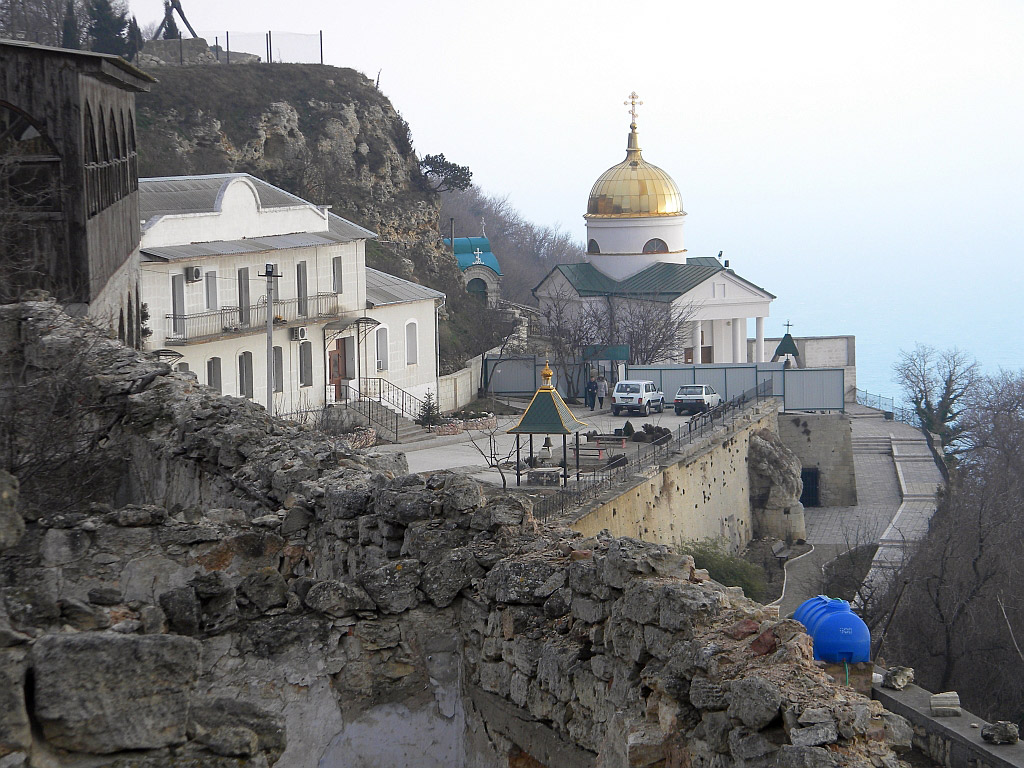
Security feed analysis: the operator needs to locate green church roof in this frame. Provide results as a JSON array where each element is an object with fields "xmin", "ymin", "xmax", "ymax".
[
  {"xmin": 535, "ymin": 260, "xmax": 775, "ymax": 303},
  {"xmin": 444, "ymin": 237, "xmax": 503, "ymax": 276},
  {"xmin": 774, "ymin": 333, "xmax": 800, "ymax": 357}
]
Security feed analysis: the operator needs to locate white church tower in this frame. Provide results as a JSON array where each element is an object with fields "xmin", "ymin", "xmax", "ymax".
[{"xmin": 585, "ymin": 92, "xmax": 687, "ymax": 279}]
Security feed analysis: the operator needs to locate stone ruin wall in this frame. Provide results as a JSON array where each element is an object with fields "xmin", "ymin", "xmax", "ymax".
[{"xmin": 0, "ymin": 301, "xmax": 911, "ymax": 767}]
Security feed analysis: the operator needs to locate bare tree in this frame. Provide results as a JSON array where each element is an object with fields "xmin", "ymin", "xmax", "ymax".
[
  {"xmin": 537, "ymin": 286, "xmax": 599, "ymax": 399},
  {"xmin": 893, "ymin": 344, "xmax": 979, "ymax": 460},
  {"xmin": 607, "ymin": 296, "xmax": 698, "ymax": 365},
  {"xmin": 881, "ymin": 370, "xmax": 1024, "ymax": 720}
]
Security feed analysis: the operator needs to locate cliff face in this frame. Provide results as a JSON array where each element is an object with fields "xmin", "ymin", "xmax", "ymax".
[
  {"xmin": 136, "ymin": 64, "xmax": 451, "ymax": 283},
  {"xmin": 0, "ymin": 302, "xmax": 911, "ymax": 767}
]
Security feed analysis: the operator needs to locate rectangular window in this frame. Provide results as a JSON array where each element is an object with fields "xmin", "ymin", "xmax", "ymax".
[
  {"xmin": 299, "ymin": 341, "xmax": 313, "ymax": 386},
  {"xmin": 375, "ymin": 327, "xmax": 389, "ymax": 371},
  {"xmin": 171, "ymin": 273, "xmax": 185, "ymax": 336},
  {"xmin": 238, "ymin": 268, "xmax": 250, "ymax": 325},
  {"xmin": 332, "ymin": 256, "xmax": 343, "ymax": 294},
  {"xmin": 238, "ymin": 351, "xmax": 253, "ymax": 398},
  {"xmin": 207, "ymin": 357, "xmax": 222, "ymax": 393},
  {"xmin": 273, "ymin": 346, "xmax": 284, "ymax": 393},
  {"xmin": 205, "ymin": 271, "xmax": 218, "ymax": 310},
  {"xmin": 405, "ymin": 322, "xmax": 418, "ymax": 365},
  {"xmin": 296, "ymin": 261, "xmax": 308, "ymax": 316}
]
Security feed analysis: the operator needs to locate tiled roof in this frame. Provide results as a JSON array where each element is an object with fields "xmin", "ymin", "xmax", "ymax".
[
  {"xmin": 138, "ymin": 173, "xmax": 376, "ymax": 240},
  {"xmin": 140, "ymin": 231, "xmax": 355, "ymax": 262},
  {"xmin": 365, "ymin": 268, "xmax": 445, "ymax": 307},
  {"xmin": 542, "ymin": 260, "xmax": 775, "ymax": 302}
]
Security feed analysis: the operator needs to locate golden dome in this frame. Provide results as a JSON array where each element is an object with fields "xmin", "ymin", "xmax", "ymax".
[{"xmin": 586, "ymin": 122, "xmax": 684, "ymax": 218}]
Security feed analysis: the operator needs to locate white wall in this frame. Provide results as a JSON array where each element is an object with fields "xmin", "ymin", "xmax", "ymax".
[
  {"xmin": 364, "ymin": 299, "xmax": 440, "ymax": 401},
  {"xmin": 142, "ymin": 240, "xmax": 363, "ymax": 349}
]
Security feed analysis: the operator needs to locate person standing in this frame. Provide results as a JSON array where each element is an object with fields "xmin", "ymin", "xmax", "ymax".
[
  {"xmin": 596, "ymin": 375, "xmax": 609, "ymax": 408},
  {"xmin": 585, "ymin": 377, "xmax": 598, "ymax": 411}
]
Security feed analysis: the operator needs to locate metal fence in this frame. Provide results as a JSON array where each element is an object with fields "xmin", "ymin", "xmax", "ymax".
[
  {"xmin": 855, "ymin": 388, "xmax": 919, "ymax": 426},
  {"xmin": 198, "ymin": 30, "xmax": 325, "ymax": 64},
  {"xmin": 531, "ymin": 379, "xmax": 775, "ymax": 521}
]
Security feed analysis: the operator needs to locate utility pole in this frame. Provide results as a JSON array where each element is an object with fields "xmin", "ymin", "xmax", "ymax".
[{"xmin": 259, "ymin": 263, "xmax": 280, "ymax": 415}]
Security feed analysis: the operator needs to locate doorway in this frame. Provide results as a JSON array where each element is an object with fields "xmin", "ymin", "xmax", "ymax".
[{"xmin": 800, "ymin": 468, "xmax": 820, "ymax": 507}]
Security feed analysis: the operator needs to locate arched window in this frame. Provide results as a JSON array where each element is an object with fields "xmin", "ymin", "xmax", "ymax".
[
  {"xmin": 643, "ymin": 238, "xmax": 669, "ymax": 254},
  {"xmin": 587, "ymin": 239, "xmax": 600, "ymax": 254},
  {"xmin": 127, "ymin": 294, "xmax": 134, "ymax": 347},
  {"xmin": 118, "ymin": 309, "xmax": 125, "ymax": 343},
  {"xmin": 375, "ymin": 326, "xmax": 389, "ymax": 371},
  {"xmin": 238, "ymin": 351, "xmax": 254, "ymax": 398},
  {"xmin": 467, "ymin": 277, "xmax": 487, "ymax": 304},
  {"xmin": 405, "ymin": 321, "xmax": 418, "ymax": 365},
  {"xmin": 0, "ymin": 101, "xmax": 61, "ymax": 212}
]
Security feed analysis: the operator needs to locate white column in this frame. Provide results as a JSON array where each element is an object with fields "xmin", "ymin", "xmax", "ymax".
[
  {"xmin": 732, "ymin": 318, "xmax": 743, "ymax": 363},
  {"xmin": 690, "ymin": 320, "xmax": 701, "ymax": 363},
  {"xmin": 755, "ymin": 317, "xmax": 765, "ymax": 363}
]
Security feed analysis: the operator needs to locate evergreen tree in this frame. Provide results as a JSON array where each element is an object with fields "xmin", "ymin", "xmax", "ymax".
[
  {"xmin": 125, "ymin": 15, "xmax": 143, "ymax": 60},
  {"xmin": 87, "ymin": 0, "xmax": 127, "ymax": 56},
  {"xmin": 161, "ymin": 1, "xmax": 179, "ymax": 40},
  {"xmin": 61, "ymin": 0, "xmax": 81, "ymax": 49}
]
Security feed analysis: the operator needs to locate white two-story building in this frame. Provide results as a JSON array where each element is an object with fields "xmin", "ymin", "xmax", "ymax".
[{"xmin": 139, "ymin": 173, "xmax": 444, "ymax": 415}]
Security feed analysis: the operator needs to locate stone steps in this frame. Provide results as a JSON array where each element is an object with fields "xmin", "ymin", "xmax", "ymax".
[{"xmin": 851, "ymin": 437, "xmax": 891, "ymax": 454}]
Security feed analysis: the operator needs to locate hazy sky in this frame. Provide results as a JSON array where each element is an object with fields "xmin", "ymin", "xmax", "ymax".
[{"xmin": 128, "ymin": 0, "xmax": 1024, "ymax": 396}]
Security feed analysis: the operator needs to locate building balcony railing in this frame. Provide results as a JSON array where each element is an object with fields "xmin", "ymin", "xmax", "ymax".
[{"xmin": 165, "ymin": 293, "xmax": 339, "ymax": 344}]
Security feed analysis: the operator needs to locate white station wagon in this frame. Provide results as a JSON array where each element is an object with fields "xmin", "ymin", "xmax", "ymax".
[{"xmin": 611, "ymin": 380, "xmax": 665, "ymax": 416}]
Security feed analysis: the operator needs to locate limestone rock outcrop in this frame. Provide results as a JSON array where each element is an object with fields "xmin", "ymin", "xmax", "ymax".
[
  {"xmin": 0, "ymin": 303, "xmax": 909, "ymax": 767},
  {"xmin": 749, "ymin": 427, "xmax": 807, "ymax": 540}
]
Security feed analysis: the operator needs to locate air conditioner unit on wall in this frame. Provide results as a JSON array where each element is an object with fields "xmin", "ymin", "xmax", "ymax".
[
  {"xmin": 184, "ymin": 266, "xmax": 202, "ymax": 283},
  {"xmin": 290, "ymin": 326, "xmax": 308, "ymax": 342}
]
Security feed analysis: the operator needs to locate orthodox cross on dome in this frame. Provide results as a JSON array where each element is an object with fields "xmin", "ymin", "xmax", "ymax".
[
  {"xmin": 624, "ymin": 91, "xmax": 643, "ymax": 123},
  {"xmin": 472, "ymin": 247, "xmax": 484, "ymax": 263}
]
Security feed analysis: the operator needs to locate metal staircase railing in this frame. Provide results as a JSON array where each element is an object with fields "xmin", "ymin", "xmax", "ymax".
[
  {"xmin": 359, "ymin": 377, "xmax": 425, "ymax": 423},
  {"xmin": 334, "ymin": 383, "xmax": 398, "ymax": 443}
]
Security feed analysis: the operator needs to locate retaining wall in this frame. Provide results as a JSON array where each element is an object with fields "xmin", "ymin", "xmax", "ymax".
[{"xmin": 777, "ymin": 412, "xmax": 857, "ymax": 507}]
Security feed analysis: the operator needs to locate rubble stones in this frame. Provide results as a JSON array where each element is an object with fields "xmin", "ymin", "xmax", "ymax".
[
  {"xmin": 0, "ymin": 649, "xmax": 30, "ymax": 756},
  {"xmin": 0, "ymin": 471, "xmax": 23, "ymax": 551},
  {"xmin": 789, "ymin": 722, "xmax": 839, "ymax": 747},
  {"xmin": 982, "ymin": 721, "xmax": 1020, "ymax": 745},
  {"xmin": 238, "ymin": 568, "xmax": 289, "ymax": 612},
  {"xmin": 882, "ymin": 666, "xmax": 914, "ymax": 690},
  {"xmin": 358, "ymin": 559, "xmax": 423, "ymax": 613},
  {"xmin": 31, "ymin": 634, "xmax": 201, "ymax": 753},
  {"xmin": 728, "ymin": 676, "xmax": 783, "ymax": 729},
  {"xmin": 303, "ymin": 579, "xmax": 374, "ymax": 617}
]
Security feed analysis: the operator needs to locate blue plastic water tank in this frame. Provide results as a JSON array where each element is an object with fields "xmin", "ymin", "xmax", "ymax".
[{"xmin": 793, "ymin": 595, "xmax": 870, "ymax": 663}]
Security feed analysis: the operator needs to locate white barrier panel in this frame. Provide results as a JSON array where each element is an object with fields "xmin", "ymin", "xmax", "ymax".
[{"xmin": 783, "ymin": 368, "xmax": 845, "ymax": 411}]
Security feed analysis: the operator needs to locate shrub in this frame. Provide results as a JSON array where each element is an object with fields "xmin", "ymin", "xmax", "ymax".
[
  {"xmin": 416, "ymin": 392, "xmax": 443, "ymax": 427},
  {"xmin": 676, "ymin": 538, "xmax": 767, "ymax": 603},
  {"xmin": 622, "ymin": 420, "xmax": 635, "ymax": 437}
]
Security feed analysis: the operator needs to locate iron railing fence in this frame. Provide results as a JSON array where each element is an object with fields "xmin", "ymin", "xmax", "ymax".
[
  {"xmin": 855, "ymin": 388, "xmax": 919, "ymax": 426},
  {"xmin": 165, "ymin": 293, "xmax": 339, "ymax": 344},
  {"xmin": 286, "ymin": 384, "xmax": 400, "ymax": 442},
  {"xmin": 532, "ymin": 379, "xmax": 776, "ymax": 521},
  {"xmin": 359, "ymin": 377, "xmax": 425, "ymax": 423}
]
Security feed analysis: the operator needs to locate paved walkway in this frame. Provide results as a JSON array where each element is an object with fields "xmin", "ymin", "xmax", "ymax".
[{"xmin": 777, "ymin": 404, "xmax": 943, "ymax": 616}]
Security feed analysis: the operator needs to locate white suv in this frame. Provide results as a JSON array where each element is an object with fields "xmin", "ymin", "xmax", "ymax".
[{"xmin": 611, "ymin": 380, "xmax": 665, "ymax": 416}]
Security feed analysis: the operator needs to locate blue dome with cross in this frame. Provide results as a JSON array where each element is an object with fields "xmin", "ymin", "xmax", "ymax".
[{"xmin": 444, "ymin": 237, "xmax": 502, "ymax": 276}]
